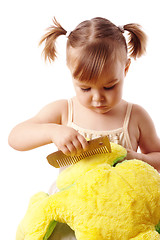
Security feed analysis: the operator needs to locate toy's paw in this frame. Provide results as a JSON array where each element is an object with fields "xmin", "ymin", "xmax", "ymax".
[{"xmin": 16, "ymin": 192, "xmax": 57, "ymax": 240}]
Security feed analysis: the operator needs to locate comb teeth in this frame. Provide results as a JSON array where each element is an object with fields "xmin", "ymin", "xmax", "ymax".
[
  {"xmin": 47, "ymin": 136, "xmax": 111, "ymax": 168},
  {"xmin": 52, "ymin": 146, "xmax": 109, "ymax": 168}
]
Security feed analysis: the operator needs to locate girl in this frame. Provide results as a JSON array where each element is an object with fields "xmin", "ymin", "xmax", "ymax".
[
  {"xmin": 9, "ymin": 17, "xmax": 160, "ymax": 171},
  {"xmin": 9, "ymin": 17, "xmax": 160, "ymax": 239}
]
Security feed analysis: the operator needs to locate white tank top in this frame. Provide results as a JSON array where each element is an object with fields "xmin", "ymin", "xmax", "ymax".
[{"xmin": 67, "ymin": 98, "xmax": 133, "ymax": 150}]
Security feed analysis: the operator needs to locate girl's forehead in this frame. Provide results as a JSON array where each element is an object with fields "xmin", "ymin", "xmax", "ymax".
[
  {"xmin": 67, "ymin": 44, "xmax": 127, "ymax": 80},
  {"xmin": 73, "ymin": 59, "xmax": 124, "ymax": 87},
  {"xmin": 72, "ymin": 53, "xmax": 124, "ymax": 77}
]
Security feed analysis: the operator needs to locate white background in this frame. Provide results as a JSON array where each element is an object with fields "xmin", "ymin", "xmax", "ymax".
[{"xmin": 1, "ymin": 0, "xmax": 160, "ymax": 238}]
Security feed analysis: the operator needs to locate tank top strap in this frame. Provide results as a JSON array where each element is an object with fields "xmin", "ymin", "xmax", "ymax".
[
  {"xmin": 67, "ymin": 98, "xmax": 73, "ymax": 124},
  {"xmin": 123, "ymin": 102, "xmax": 133, "ymax": 129}
]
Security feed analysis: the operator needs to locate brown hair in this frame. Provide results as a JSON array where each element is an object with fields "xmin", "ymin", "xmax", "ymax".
[
  {"xmin": 39, "ymin": 17, "xmax": 147, "ymax": 81},
  {"xmin": 39, "ymin": 17, "xmax": 67, "ymax": 62}
]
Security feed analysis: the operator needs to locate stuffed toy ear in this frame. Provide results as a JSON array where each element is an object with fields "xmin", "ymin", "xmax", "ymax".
[{"xmin": 57, "ymin": 142, "xmax": 127, "ymax": 189}]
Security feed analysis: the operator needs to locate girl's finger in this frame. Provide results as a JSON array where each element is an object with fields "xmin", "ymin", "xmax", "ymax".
[
  {"xmin": 60, "ymin": 145, "xmax": 71, "ymax": 156},
  {"xmin": 65, "ymin": 142, "xmax": 77, "ymax": 156},
  {"xmin": 72, "ymin": 138, "xmax": 83, "ymax": 153},
  {"xmin": 77, "ymin": 134, "xmax": 89, "ymax": 151}
]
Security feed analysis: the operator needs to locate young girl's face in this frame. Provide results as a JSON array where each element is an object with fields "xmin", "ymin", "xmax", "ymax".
[{"xmin": 72, "ymin": 58, "xmax": 130, "ymax": 114}]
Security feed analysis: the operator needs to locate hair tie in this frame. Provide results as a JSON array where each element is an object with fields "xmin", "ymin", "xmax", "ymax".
[
  {"xmin": 66, "ymin": 30, "xmax": 71, "ymax": 38},
  {"xmin": 118, "ymin": 25, "xmax": 125, "ymax": 33}
]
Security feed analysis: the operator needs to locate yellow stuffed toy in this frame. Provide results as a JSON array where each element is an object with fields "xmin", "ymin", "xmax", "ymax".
[{"xmin": 16, "ymin": 143, "xmax": 160, "ymax": 240}]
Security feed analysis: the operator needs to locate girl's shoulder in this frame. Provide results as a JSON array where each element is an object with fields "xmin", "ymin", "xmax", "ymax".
[
  {"xmin": 131, "ymin": 103, "xmax": 160, "ymax": 153},
  {"xmin": 131, "ymin": 103, "xmax": 155, "ymax": 130},
  {"xmin": 131, "ymin": 103, "xmax": 150, "ymax": 120},
  {"xmin": 34, "ymin": 99, "xmax": 69, "ymax": 125}
]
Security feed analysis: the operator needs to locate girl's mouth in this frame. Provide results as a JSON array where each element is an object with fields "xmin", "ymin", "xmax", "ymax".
[
  {"xmin": 93, "ymin": 105, "xmax": 110, "ymax": 112},
  {"xmin": 93, "ymin": 105, "xmax": 107, "ymax": 109}
]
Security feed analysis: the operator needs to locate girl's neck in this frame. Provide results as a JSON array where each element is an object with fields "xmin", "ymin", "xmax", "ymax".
[{"xmin": 72, "ymin": 97, "xmax": 127, "ymax": 131}]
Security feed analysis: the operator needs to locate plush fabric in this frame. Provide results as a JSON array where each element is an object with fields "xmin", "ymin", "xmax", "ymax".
[{"xmin": 16, "ymin": 143, "xmax": 160, "ymax": 240}]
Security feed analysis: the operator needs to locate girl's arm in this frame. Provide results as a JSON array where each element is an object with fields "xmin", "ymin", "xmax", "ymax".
[
  {"xmin": 8, "ymin": 100, "xmax": 88, "ymax": 155},
  {"xmin": 127, "ymin": 105, "xmax": 160, "ymax": 172}
]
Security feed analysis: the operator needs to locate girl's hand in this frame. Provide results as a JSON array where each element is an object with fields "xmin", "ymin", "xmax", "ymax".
[
  {"xmin": 51, "ymin": 125, "xmax": 89, "ymax": 156},
  {"xmin": 126, "ymin": 149, "xmax": 143, "ymax": 160}
]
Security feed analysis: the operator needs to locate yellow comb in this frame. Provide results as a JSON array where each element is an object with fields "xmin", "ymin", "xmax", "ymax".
[{"xmin": 47, "ymin": 136, "xmax": 111, "ymax": 168}]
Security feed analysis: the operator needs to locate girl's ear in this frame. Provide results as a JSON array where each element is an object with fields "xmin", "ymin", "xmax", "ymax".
[{"xmin": 125, "ymin": 58, "xmax": 131, "ymax": 76}]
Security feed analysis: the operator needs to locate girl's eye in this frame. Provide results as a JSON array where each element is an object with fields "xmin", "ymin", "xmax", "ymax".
[
  {"xmin": 104, "ymin": 85, "xmax": 115, "ymax": 90},
  {"xmin": 81, "ymin": 88, "xmax": 91, "ymax": 92}
]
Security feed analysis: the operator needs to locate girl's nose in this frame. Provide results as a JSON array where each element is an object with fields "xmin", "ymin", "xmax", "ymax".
[{"xmin": 92, "ymin": 91, "xmax": 104, "ymax": 102}]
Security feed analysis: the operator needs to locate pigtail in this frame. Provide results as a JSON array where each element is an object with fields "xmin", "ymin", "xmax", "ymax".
[
  {"xmin": 39, "ymin": 17, "xmax": 67, "ymax": 62},
  {"xmin": 124, "ymin": 24, "xmax": 147, "ymax": 59}
]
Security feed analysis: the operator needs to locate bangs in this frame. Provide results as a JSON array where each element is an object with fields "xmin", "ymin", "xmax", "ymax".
[{"xmin": 72, "ymin": 41, "xmax": 116, "ymax": 83}]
